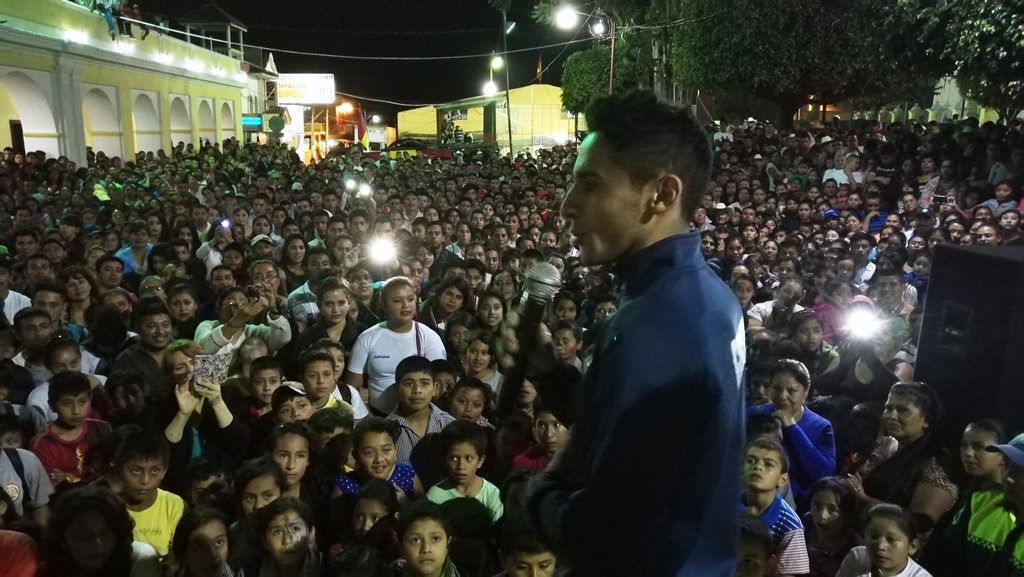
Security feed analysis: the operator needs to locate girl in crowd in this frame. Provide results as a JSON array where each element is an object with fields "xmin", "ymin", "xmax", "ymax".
[
  {"xmin": 280, "ymin": 233, "xmax": 307, "ymax": 293},
  {"xmin": 227, "ymin": 457, "xmax": 287, "ymax": 570},
  {"xmin": 475, "ymin": 291, "xmax": 506, "ymax": 336},
  {"xmin": 463, "ymin": 331, "xmax": 504, "ymax": 398},
  {"xmin": 805, "ymin": 477, "xmax": 863, "ymax": 577},
  {"xmin": 167, "ymin": 283, "xmax": 200, "ymax": 341},
  {"xmin": 171, "ymin": 507, "xmax": 234, "ymax": 577},
  {"xmin": 44, "ymin": 485, "xmax": 163, "ymax": 577},
  {"xmin": 331, "ymin": 417, "xmax": 423, "ymax": 499},
  {"xmin": 836, "ymin": 504, "xmax": 932, "ymax": 577},
  {"xmin": 789, "ymin": 311, "xmax": 840, "ymax": 378},
  {"xmin": 264, "ymin": 421, "xmax": 322, "ymax": 509},
  {"xmin": 60, "ymin": 265, "xmax": 99, "ymax": 329}
]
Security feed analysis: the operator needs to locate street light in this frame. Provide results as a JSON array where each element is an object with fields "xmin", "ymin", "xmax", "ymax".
[
  {"xmin": 555, "ymin": 5, "xmax": 579, "ymax": 29},
  {"xmin": 491, "ymin": 54, "xmax": 504, "ymax": 69},
  {"xmin": 370, "ymin": 114, "xmax": 381, "ymax": 124},
  {"xmin": 590, "ymin": 19, "xmax": 606, "ymax": 36},
  {"xmin": 483, "ymin": 80, "xmax": 499, "ymax": 96},
  {"xmin": 339, "ymin": 102, "xmax": 353, "ymax": 115}
]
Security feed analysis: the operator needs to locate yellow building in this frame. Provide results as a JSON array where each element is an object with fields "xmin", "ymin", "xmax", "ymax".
[
  {"xmin": 398, "ymin": 84, "xmax": 586, "ymax": 153},
  {"xmin": 0, "ymin": 0, "xmax": 247, "ymax": 164}
]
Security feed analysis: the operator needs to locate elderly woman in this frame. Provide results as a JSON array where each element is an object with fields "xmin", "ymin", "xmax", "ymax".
[
  {"xmin": 747, "ymin": 358, "xmax": 836, "ymax": 512},
  {"xmin": 193, "ymin": 283, "xmax": 291, "ymax": 364}
]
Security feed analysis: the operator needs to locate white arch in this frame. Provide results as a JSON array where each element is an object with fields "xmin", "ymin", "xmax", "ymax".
[
  {"xmin": 220, "ymin": 101, "xmax": 235, "ymax": 142},
  {"xmin": 197, "ymin": 99, "xmax": 215, "ymax": 145},
  {"xmin": 0, "ymin": 72, "xmax": 58, "ymax": 156},
  {"xmin": 169, "ymin": 96, "xmax": 191, "ymax": 146},
  {"xmin": 83, "ymin": 88, "xmax": 123, "ymax": 158},
  {"xmin": 132, "ymin": 92, "xmax": 161, "ymax": 155}
]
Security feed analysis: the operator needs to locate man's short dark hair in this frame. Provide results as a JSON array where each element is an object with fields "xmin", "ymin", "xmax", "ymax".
[
  {"xmin": 585, "ymin": 89, "xmax": 711, "ymax": 216},
  {"xmin": 96, "ymin": 254, "xmax": 124, "ymax": 271}
]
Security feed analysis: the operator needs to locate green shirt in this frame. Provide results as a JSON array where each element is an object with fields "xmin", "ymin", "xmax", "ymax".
[{"xmin": 426, "ymin": 477, "xmax": 504, "ymax": 522}]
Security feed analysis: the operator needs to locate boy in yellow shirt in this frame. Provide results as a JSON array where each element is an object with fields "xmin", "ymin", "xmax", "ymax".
[{"xmin": 114, "ymin": 432, "xmax": 185, "ymax": 559}]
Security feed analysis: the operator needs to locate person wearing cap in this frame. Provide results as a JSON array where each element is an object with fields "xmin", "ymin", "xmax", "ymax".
[
  {"xmin": 535, "ymin": 190, "xmax": 553, "ymax": 222},
  {"xmin": 0, "ymin": 256, "xmax": 30, "ymax": 330},
  {"xmin": 923, "ymin": 432, "xmax": 1024, "ymax": 577},
  {"xmin": 250, "ymin": 234, "xmax": 275, "ymax": 260}
]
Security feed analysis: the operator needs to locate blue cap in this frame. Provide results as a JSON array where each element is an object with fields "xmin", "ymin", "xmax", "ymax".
[
  {"xmin": 83, "ymin": 224, "xmax": 102, "ymax": 235},
  {"xmin": 986, "ymin": 433, "xmax": 1024, "ymax": 467},
  {"xmin": 823, "ymin": 209, "xmax": 840, "ymax": 220}
]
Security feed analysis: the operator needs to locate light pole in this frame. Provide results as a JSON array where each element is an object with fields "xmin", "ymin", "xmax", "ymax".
[
  {"xmin": 500, "ymin": 9, "xmax": 514, "ymax": 155},
  {"xmin": 556, "ymin": 6, "xmax": 615, "ymax": 94}
]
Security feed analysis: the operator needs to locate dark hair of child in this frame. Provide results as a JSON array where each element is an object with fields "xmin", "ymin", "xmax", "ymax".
[
  {"xmin": 264, "ymin": 421, "xmax": 319, "ymax": 459},
  {"xmin": 322, "ymin": 433, "xmax": 354, "ymax": 477},
  {"xmin": 746, "ymin": 413, "xmax": 783, "ymax": 442},
  {"xmin": 439, "ymin": 420, "xmax": 488, "ymax": 460},
  {"xmin": 747, "ymin": 438, "xmax": 790, "ymax": 474},
  {"xmin": 451, "ymin": 378, "xmax": 494, "ymax": 411},
  {"xmin": 250, "ymin": 356, "xmax": 283, "ymax": 377},
  {"xmin": 498, "ymin": 509, "xmax": 553, "ymax": 557},
  {"xmin": 738, "ymin": 514, "xmax": 776, "ymax": 558},
  {"xmin": 865, "ymin": 503, "xmax": 920, "ymax": 541},
  {"xmin": 234, "ymin": 457, "xmax": 288, "ymax": 506},
  {"xmin": 431, "ymin": 359, "xmax": 458, "ymax": 378},
  {"xmin": 45, "ymin": 375, "xmax": 90, "ymax": 422},
  {"xmin": 44, "ymin": 486, "xmax": 136, "ymax": 576},
  {"xmin": 808, "ymin": 476, "xmax": 859, "ymax": 522},
  {"xmin": 172, "ymin": 506, "xmax": 232, "ymax": 566},
  {"xmin": 395, "ymin": 355, "xmax": 434, "ymax": 385},
  {"xmin": 297, "ymin": 349, "xmax": 336, "ymax": 376},
  {"xmin": 309, "ymin": 408, "xmax": 355, "ymax": 438},
  {"xmin": 352, "ymin": 418, "xmax": 401, "ymax": 450},
  {"xmin": 550, "ymin": 319, "xmax": 583, "ymax": 343},
  {"xmin": 500, "ymin": 468, "xmax": 538, "ymax": 508},
  {"xmin": 967, "ymin": 418, "xmax": 1010, "ymax": 444},
  {"xmin": 255, "ymin": 497, "xmax": 316, "ymax": 544},
  {"xmin": 43, "ymin": 335, "xmax": 80, "ymax": 372},
  {"xmin": 396, "ymin": 500, "xmax": 452, "ymax": 541},
  {"xmin": 113, "ymin": 432, "xmax": 170, "ymax": 469}
]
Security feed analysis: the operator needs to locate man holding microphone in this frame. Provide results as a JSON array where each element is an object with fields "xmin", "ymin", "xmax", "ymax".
[{"xmin": 505, "ymin": 90, "xmax": 746, "ymax": 576}]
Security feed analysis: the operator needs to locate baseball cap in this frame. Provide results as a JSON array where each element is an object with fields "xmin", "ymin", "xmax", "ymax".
[
  {"xmin": 291, "ymin": 182, "xmax": 303, "ymax": 190},
  {"xmin": 820, "ymin": 136, "xmax": 834, "ymax": 144},
  {"xmin": 83, "ymin": 224, "xmax": 102, "ymax": 235},
  {"xmin": 537, "ymin": 189, "xmax": 551, "ymax": 198},
  {"xmin": 250, "ymin": 234, "xmax": 273, "ymax": 247},
  {"xmin": 271, "ymin": 382, "xmax": 307, "ymax": 411},
  {"xmin": 753, "ymin": 154, "xmax": 763, "ymax": 160},
  {"xmin": 987, "ymin": 433, "xmax": 1024, "ymax": 467},
  {"xmin": 823, "ymin": 209, "xmax": 840, "ymax": 220}
]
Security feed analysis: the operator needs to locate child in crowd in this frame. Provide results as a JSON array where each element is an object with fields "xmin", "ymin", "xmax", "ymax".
[
  {"xmin": 272, "ymin": 383, "xmax": 315, "ymax": 424},
  {"xmin": 332, "ymin": 417, "xmax": 423, "ymax": 499},
  {"xmin": 314, "ymin": 339, "xmax": 370, "ymax": 419},
  {"xmin": 28, "ymin": 371, "xmax": 112, "ymax": 485},
  {"xmin": 249, "ymin": 356, "xmax": 285, "ymax": 420},
  {"xmin": 343, "ymin": 478, "xmax": 400, "ymax": 562},
  {"xmin": 462, "ymin": 332, "xmax": 504, "ymax": 396},
  {"xmin": 308, "ymin": 406, "xmax": 355, "ymax": 449},
  {"xmin": 104, "ymin": 370, "xmax": 152, "ymax": 429},
  {"xmin": 388, "ymin": 356, "xmax": 455, "ymax": 465},
  {"xmin": 431, "ymin": 359, "xmax": 459, "ymax": 409},
  {"xmin": 298, "ymin": 350, "xmax": 351, "ymax": 413},
  {"xmin": 183, "ymin": 455, "xmax": 231, "ymax": 508},
  {"xmin": 114, "ymin": 433, "xmax": 186, "ymax": 558},
  {"xmin": 396, "ymin": 500, "xmax": 460, "ymax": 577},
  {"xmin": 241, "ymin": 497, "xmax": 320, "ymax": 576},
  {"xmin": 264, "ymin": 421, "xmax": 318, "ymax": 504},
  {"xmin": 739, "ymin": 438, "xmax": 810, "ymax": 577},
  {"xmin": 171, "ymin": 507, "xmax": 233, "ymax": 577},
  {"xmin": 735, "ymin": 514, "xmax": 776, "ymax": 577},
  {"xmin": 448, "ymin": 378, "xmax": 494, "ymax": 427},
  {"xmin": 228, "ymin": 457, "xmax": 287, "ymax": 570},
  {"xmin": 837, "ymin": 504, "xmax": 931, "ymax": 577},
  {"xmin": 805, "ymin": 477, "xmax": 862, "ymax": 577},
  {"xmin": 551, "ymin": 319, "xmax": 584, "ymax": 371},
  {"xmin": 427, "ymin": 420, "xmax": 504, "ymax": 522},
  {"xmin": 511, "ymin": 404, "xmax": 568, "ymax": 473}
]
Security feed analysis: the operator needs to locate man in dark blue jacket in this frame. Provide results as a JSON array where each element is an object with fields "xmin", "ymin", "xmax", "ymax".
[{"xmin": 524, "ymin": 90, "xmax": 746, "ymax": 576}]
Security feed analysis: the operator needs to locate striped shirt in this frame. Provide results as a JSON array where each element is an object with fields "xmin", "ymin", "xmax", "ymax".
[
  {"xmin": 741, "ymin": 492, "xmax": 810, "ymax": 576},
  {"xmin": 387, "ymin": 404, "xmax": 454, "ymax": 465}
]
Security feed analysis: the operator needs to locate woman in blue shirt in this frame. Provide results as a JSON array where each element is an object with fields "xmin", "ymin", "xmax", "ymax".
[{"xmin": 749, "ymin": 358, "xmax": 837, "ymax": 513}]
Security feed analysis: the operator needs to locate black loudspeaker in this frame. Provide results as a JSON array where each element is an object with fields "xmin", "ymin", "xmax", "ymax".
[{"xmin": 916, "ymin": 244, "xmax": 1024, "ymax": 445}]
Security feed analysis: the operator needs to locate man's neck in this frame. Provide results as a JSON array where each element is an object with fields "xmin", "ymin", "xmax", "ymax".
[
  {"xmin": 123, "ymin": 490, "xmax": 159, "ymax": 512},
  {"xmin": 52, "ymin": 420, "xmax": 84, "ymax": 440}
]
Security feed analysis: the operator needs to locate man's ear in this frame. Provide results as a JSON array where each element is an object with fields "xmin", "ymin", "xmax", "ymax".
[
  {"xmin": 908, "ymin": 537, "xmax": 919, "ymax": 557},
  {"xmin": 778, "ymin": 472, "xmax": 789, "ymax": 489},
  {"xmin": 648, "ymin": 174, "xmax": 684, "ymax": 216}
]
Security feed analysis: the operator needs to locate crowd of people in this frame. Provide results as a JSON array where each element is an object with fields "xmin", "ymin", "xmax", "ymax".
[{"xmin": 0, "ymin": 106, "xmax": 1022, "ymax": 577}]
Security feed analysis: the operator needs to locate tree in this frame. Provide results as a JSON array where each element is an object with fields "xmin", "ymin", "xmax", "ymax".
[
  {"xmin": 561, "ymin": 47, "xmax": 612, "ymax": 134},
  {"xmin": 672, "ymin": 0, "xmax": 946, "ymax": 127},
  {"xmin": 922, "ymin": 0, "xmax": 1024, "ymax": 122}
]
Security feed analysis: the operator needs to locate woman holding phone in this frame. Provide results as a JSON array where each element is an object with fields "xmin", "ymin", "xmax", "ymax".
[{"xmin": 159, "ymin": 340, "xmax": 250, "ymax": 496}]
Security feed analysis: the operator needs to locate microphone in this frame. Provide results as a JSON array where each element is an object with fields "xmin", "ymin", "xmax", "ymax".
[{"xmin": 517, "ymin": 262, "xmax": 563, "ymax": 356}]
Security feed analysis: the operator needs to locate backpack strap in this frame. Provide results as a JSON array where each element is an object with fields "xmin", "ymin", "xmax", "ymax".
[{"xmin": 3, "ymin": 448, "xmax": 31, "ymax": 510}]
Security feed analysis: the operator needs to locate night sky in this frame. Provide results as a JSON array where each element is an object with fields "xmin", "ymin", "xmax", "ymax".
[{"xmin": 143, "ymin": 0, "xmax": 579, "ymax": 120}]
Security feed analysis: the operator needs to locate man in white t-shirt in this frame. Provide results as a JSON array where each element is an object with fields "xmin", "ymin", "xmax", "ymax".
[{"xmin": 746, "ymin": 278, "xmax": 805, "ymax": 334}]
